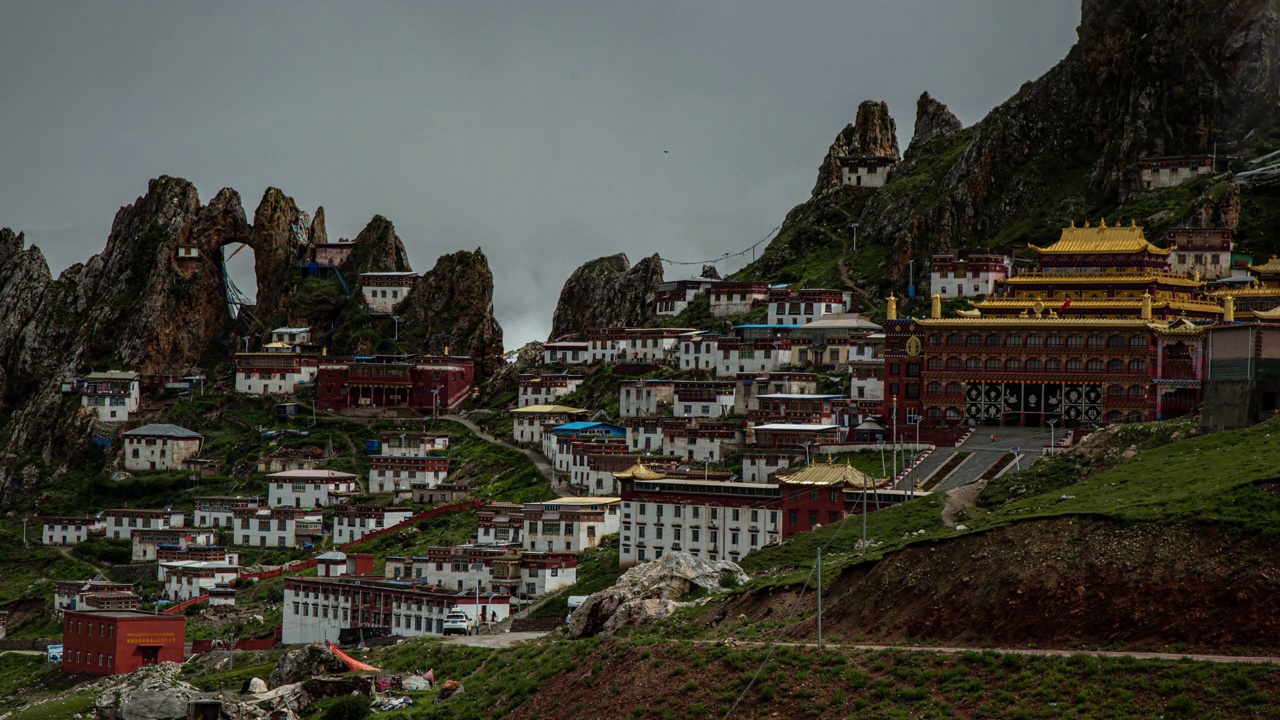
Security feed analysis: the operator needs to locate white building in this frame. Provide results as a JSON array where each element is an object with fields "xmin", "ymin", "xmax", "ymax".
[
  {"xmin": 385, "ymin": 548, "xmax": 577, "ymax": 598},
  {"xmin": 122, "ymin": 424, "xmax": 204, "ymax": 472},
  {"xmin": 655, "ymin": 278, "xmax": 721, "ymax": 317},
  {"xmin": 377, "ymin": 431, "xmax": 449, "ymax": 456},
  {"xmin": 672, "ymin": 382, "xmax": 736, "ymax": 418},
  {"xmin": 929, "ymin": 253, "xmax": 1010, "ymax": 298},
  {"xmin": 741, "ymin": 449, "xmax": 804, "ymax": 483},
  {"xmin": 586, "ymin": 328, "xmax": 627, "ymax": 364},
  {"xmin": 269, "ymin": 326, "xmax": 313, "ymax": 350},
  {"xmin": 360, "ymin": 271, "xmax": 418, "ymax": 314},
  {"xmin": 281, "ymin": 576, "xmax": 511, "ymax": 645},
  {"xmin": 267, "ymin": 469, "xmax": 360, "ymax": 508},
  {"xmin": 233, "ymin": 353, "xmax": 320, "ymax": 395},
  {"xmin": 518, "ymin": 374, "xmax": 585, "ymax": 408},
  {"xmin": 78, "ymin": 371, "xmax": 140, "ymax": 423},
  {"xmin": 232, "ymin": 507, "xmax": 324, "ymax": 549},
  {"xmin": 677, "ymin": 333, "xmax": 721, "ymax": 372},
  {"xmin": 161, "ymin": 561, "xmax": 239, "ymax": 602},
  {"xmin": 619, "ymin": 380, "xmax": 675, "ymax": 418},
  {"xmin": 103, "ymin": 509, "xmax": 185, "ymax": 541},
  {"xmin": 617, "ymin": 475, "xmax": 782, "ymax": 568},
  {"xmin": 332, "ymin": 506, "xmax": 415, "ymax": 545},
  {"xmin": 510, "ymin": 405, "xmax": 588, "ymax": 445},
  {"xmin": 709, "ymin": 283, "xmax": 770, "ymax": 318},
  {"xmin": 716, "ymin": 339, "xmax": 795, "ymax": 377},
  {"xmin": 193, "ymin": 496, "xmax": 263, "ymax": 529},
  {"xmin": 521, "ymin": 498, "xmax": 621, "ymax": 553},
  {"xmin": 131, "ymin": 529, "xmax": 215, "ymax": 563},
  {"xmin": 41, "ymin": 517, "xmax": 105, "ymax": 546},
  {"xmin": 369, "ymin": 455, "xmax": 449, "ymax": 494},
  {"xmin": 837, "ymin": 155, "xmax": 896, "ymax": 188},
  {"xmin": 1166, "ymin": 228, "xmax": 1235, "ymax": 280},
  {"xmin": 765, "ymin": 288, "xmax": 854, "ymax": 326},
  {"xmin": 542, "ymin": 341, "xmax": 589, "ymax": 366},
  {"xmin": 1138, "ymin": 155, "xmax": 1228, "ymax": 190},
  {"xmin": 622, "ymin": 329, "xmax": 692, "ymax": 365}
]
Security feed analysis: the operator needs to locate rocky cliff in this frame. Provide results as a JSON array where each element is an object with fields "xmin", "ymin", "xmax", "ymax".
[
  {"xmin": 750, "ymin": 0, "xmax": 1280, "ymax": 292},
  {"xmin": 396, "ymin": 249, "xmax": 505, "ymax": 379},
  {"xmin": 548, "ymin": 253, "xmax": 664, "ymax": 339},
  {"xmin": 811, "ymin": 100, "xmax": 901, "ymax": 197},
  {"xmin": 907, "ymin": 92, "xmax": 963, "ymax": 153},
  {"xmin": 0, "ymin": 176, "xmax": 505, "ymax": 478}
]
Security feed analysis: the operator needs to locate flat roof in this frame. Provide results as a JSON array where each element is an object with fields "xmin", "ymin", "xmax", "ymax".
[
  {"xmin": 755, "ymin": 394, "xmax": 846, "ymax": 400},
  {"xmin": 533, "ymin": 497, "xmax": 621, "ymax": 505},
  {"xmin": 64, "ymin": 609, "xmax": 186, "ymax": 620},
  {"xmin": 359, "ymin": 271, "xmax": 418, "ymax": 277},
  {"xmin": 272, "ymin": 327, "xmax": 312, "ymax": 333},
  {"xmin": 83, "ymin": 371, "xmax": 139, "ymax": 381},
  {"xmin": 753, "ymin": 423, "xmax": 840, "ymax": 431},
  {"xmin": 267, "ymin": 469, "xmax": 359, "ymax": 480},
  {"xmin": 510, "ymin": 404, "xmax": 588, "ymax": 414},
  {"xmin": 123, "ymin": 423, "xmax": 203, "ymax": 439}
]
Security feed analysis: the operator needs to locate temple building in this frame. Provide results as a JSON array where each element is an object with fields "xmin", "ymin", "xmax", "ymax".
[{"xmin": 882, "ymin": 221, "xmax": 1229, "ymax": 428}]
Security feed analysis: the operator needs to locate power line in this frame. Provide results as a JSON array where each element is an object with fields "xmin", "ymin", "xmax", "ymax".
[{"xmin": 658, "ymin": 226, "xmax": 781, "ymax": 267}]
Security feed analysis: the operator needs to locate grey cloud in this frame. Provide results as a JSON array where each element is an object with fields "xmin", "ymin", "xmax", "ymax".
[{"xmin": 0, "ymin": 0, "xmax": 1079, "ymax": 347}]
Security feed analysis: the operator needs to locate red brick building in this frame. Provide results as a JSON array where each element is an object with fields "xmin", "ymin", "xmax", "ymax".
[
  {"xmin": 316, "ymin": 356, "xmax": 474, "ymax": 413},
  {"xmin": 62, "ymin": 610, "xmax": 185, "ymax": 676}
]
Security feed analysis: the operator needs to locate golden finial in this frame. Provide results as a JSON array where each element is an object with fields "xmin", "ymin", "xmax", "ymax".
[
  {"xmin": 1100, "ymin": 217, "xmax": 1107, "ymax": 228},
  {"xmin": 1084, "ymin": 219, "xmax": 1090, "ymax": 228},
  {"xmin": 1070, "ymin": 220, "xmax": 1076, "ymax": 228},
  {"xmin": 1130, "ymin": 219, "xmax": 1137, "ymax": 227}
]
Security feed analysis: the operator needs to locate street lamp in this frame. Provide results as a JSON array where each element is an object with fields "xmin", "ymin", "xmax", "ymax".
[
  {"xmin": 1047, "ymin": 417, "xmax": 1058, "ymax": 455},
  {"xmin": 392, "ymin": 315, "xmax": 402, "ymax": 341},
  {"xmin": 431, "ymin": 387, "xmax": 441, "ymax": 418},
  {"xmin": 909, "ymin": 416, "xmax": 924, "ymax": 498},
  {"xmin": 703, "ymin": 454, "xmax": 712, "ymax": 482},
  {"xmin": 22, "ymin": 517, "xmax": 29, "ymax": 547}
]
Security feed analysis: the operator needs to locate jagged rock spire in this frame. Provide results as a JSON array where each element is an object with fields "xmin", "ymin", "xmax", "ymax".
[
  {"xmin": 908, "ymin": 92, "xmax": 963, "ymax": 152},
  {"xmin": 812, "ymin": 100, "xmax": 900, "ymax": 197}
]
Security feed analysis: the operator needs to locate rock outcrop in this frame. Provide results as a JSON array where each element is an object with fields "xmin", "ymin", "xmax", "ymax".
[
  {"xmin": 812, "ymin": 100, "xmax": 900, "ymax": 197},
  {"xmin": 268, "ymin": 644, "xmax": 346, "ymax": 688},
  {"xmin": 548, "ymin": 253, "xmax": 664, "ymax": 339},
  {"xmin": 907, "ymin": 92, "xmax": 963, "ymax": 153},
  {"xmin": 310, "ymin": 206, "xmax": 329, "ymax": 246},
  {"xmin": 396, "ymin": 249, "xmax": 505, "ymax": 379},
  {"xmin": 567, "ymin": 552, "xmax": 748, "ymax": 638},
  {"xmin": 95, "ymin": 663, "xmax": 198, "ymax": 720},
  {"xmin": 339, "ymin": 215, "xmax": 412, "ymax": 278}
]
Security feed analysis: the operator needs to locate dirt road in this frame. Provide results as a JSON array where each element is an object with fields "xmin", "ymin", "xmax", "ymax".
[{"xmin": 441, "ymin": 631, "xmax": 549, "ymax": 648}]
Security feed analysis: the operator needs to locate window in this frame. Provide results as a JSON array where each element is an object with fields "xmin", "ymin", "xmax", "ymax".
[
  {"xmin": 985, "ymin": 358, "xmax": 1002, "ymax": 371},
  {"xmin": 1005, "ymin": 335, "xmax": 1023, "ymax": 347},
  {"xmin": 1108, "ymin": 384, "xmax": 1124, "ymax": 398},
  {"xmin": 986, "ymin": 334, "xmax": 1001, "ymax": 347},
  {"xmin": 1046, "ymin": 335, "xmax": 1063, "ymax": 348},
  {"xmin": 1087, "ymin": 359, "xmax": 1103, "ymax": 372},
  {"xmin": 1130, "ymin": 336, "xmax": 1147, "ymax": 349},
  {"xmin": 947, "ymin": 333, "xmax": 963, "ymax": 346},
  {"xmin": 966, "ymin": 358, "xmax": 982, "ymax": 370},
  {"xmin": 946, "ymin": 357, "xmax": 962, "ymax": 370},
  {"xmin": 1067, "ymin": 335, "xmax": 1085, "ymax": 348},
  {"xmin": 1066, "ymin": 359, "xmax": 1084, "ymax": 372},
  {"xmin": 1129, "ymin": 385, "xmax": 1146, "ymax": 399},
  {"xmin": 927, "ymin": 357, "xmax": 943, "ymax": 370},
  {"xmin": 1130, "ymin": 359, "xmax": 1147, "ymax": 372},
  {"xmin": 967, "ymin": 334, "xmax": 982, "ymax": 347},
  {"xmin": 1108, "ymin": 359, "xmax": 1124, "ymax": 373},
  {"xmin": 1005, "ymin": 358, "xmax": 1022, "ymax": 371},
  {"xmin": 927, "ymin": 382, "xmax": 942, "ymax": 395},
  {"xmin": 946, "ymin": 382, "xmax": 962, "ymax": 396},
  {"xmin": 1025, "ymin": 358, "xmax": 1042, "ymax": 372},
  {"xmin": 1026, "ymin": 334, "xmax": 1043, "ymax": 348},
  {"xmin": 1107, "ymin": 335, "xmax": 1126, "ymax": 349},
  {"xmin": 1045, "ymin": 359, "xmax": 1062, "ymax": 372},
  {"xmin": 1087, "ymin": 335, "xmax": 1105, "ymax": 348}
]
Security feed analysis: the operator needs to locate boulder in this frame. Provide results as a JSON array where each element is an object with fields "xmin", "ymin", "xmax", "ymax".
[
  {"xmin": 567, "ymin": 552, "xmax": 747, "ymax": 638},
  {"xmin": 94, "ymin": 663, "xmax": 197, "ymax": 720},
  {"xmin": 268, "ymin": 644, "xmax": 345, "ymax": 688}
]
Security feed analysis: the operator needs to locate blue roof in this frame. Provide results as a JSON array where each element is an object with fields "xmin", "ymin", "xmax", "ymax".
[{"xmin": 552, "ymin": 422, "xmax": 625, "ymax": 435}]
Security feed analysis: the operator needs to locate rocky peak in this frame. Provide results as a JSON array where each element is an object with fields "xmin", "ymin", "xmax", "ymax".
[
  {"xmin": 549, "ymin": 253, "xmax": 664, "ymax": 339},
  {"xmin": 339, "ymin": 215, "xmax": 412, "ymax": 277},
  {"xmin": 310, "ymin": 206, "xmax": 328, "ymax": 245},
  {"xmin": 908, "ymin": 92, "xmax": 963, "ymax": 153},
  {"xmin": 812, "ymin": 100, "xmax": 900, "ymax": 197},
  {"xmin": 396, "ymin": 248, "xmax": 504, "ymax": 379},
  {"xmin": 699, "ymin": 264, "xmax": 722, "ymax": 281},
  {"xmin": 248, "ymin": 188, "xmax": 312, "ymax": 322}
]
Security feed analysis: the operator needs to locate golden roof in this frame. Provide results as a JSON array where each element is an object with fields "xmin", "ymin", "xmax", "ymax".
[
  {"xmin": 1002, "ymin": 273, "xmax": 1199, "ymax": 287},
  {"xmin": 776, "ymin": 460, "xmax": 876, "ymax": 488},
  {"xmin": 612, "ymin": 461, "xmax": 667, "ymax": 481},
  {"xmin": 1250, "ymin": 256, "xmax": 1280, "ymax": 273},
  {"xmin": 1252, "ymin": 307, "xmax": 1280, "ymax": 320},
  {"xmin": 1206, "ymin": 286, "xmax": 1280, "ymax": 297},
  {"xmin": 973, "ymin": 298, "xmax": 1224, "ymax": 314},
  {"xmin": 510, "ymin": 404, "xmax": 588, "ymax": 415},
  {"xmin": 1030, "ymin": 221, "xmax": 1171, "ymax": 256}
]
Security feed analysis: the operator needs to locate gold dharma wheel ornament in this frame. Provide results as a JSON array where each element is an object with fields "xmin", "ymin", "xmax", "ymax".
[
  {"xmin": 1032, "ymin": 299, "xmax": 1045, "ymax": 317},
  {"xmin": 906, "ymin": 336, "xmax": 922, "ymax": 357}
]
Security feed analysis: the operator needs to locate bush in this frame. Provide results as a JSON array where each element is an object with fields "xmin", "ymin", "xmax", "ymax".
[{"xmin": 322, "ymin": 695, "xmax": 371, "ymax": 720}]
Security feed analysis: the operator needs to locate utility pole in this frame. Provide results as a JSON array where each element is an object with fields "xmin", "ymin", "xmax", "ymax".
[
  {"xmin": 851, "ymin": 223, "xmax": 859, "ymax": 255},
  {"xmin": 1048, "ymin": 417, "xmax": 1058, "ymax": 455},
  {"xmin": 861, "ymin": 475, "xmax": 869, "ymax": 556},
  {"xmin": 22, "ymin": 517, "xmax": 28, "ymax": 547},
  {"xmin": 816, "ymin": 546, "xmax": 823, "ymax": 650}
]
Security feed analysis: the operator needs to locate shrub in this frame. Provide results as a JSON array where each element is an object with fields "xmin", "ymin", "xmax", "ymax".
[{"xmin": 322, "ymin": 695, "xmax": 371, "ymax": 720}]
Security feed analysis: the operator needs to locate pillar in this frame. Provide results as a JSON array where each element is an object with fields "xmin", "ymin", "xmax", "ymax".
[
  {"xmin": 886, "ymin": 294, "xmax": 898, "ymax": 321},
  {"xmin": 1141, "ymin": 291, "xmax": 1152, "ymax": 321},
  {"xmin": 931, "ymin": 293, "xmax": 942, "ymax": 319},
  {"xmin": 1223, "ymin": 295, "xmax": 1235, "ymax": 322}
]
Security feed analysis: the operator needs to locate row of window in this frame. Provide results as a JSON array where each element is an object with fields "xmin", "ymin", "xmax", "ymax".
[
  {"xmin": 924, "ymin": 382, "xmax": 1148, "ymax": 398},
  {"xmin": 69, "ymin": 619, "xmax": 116, "ymax": 637},
  {"xmin": 923, "ymin": 357, "xmax": 1150, "ymax": 373},
  {"xmin": 927, "ymin": 333, "xmax": 1148, "ymax": 349}
]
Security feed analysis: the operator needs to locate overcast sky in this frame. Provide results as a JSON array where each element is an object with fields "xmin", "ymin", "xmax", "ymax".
[{"xmin": 0, "ymin": 1, "xmax": 1079, "ymax": 348}]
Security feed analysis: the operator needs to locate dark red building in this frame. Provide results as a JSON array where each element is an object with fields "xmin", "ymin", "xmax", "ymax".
[
  {"xmin": 316, "ymin": 355, "xmax": 474, "ymax": 413},
  {"xmin": 62, "ymin": 610, "xmax": 185, "ymax": 676}
]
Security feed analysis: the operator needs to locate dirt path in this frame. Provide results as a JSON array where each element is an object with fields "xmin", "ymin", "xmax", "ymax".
[
  {"xmin": 442, "ymin": 415, "xmax": 577, "ymax": 497},
  {"xmin": 940, "ymin": 481, "xmax": 985, "ymax": 527},
  {"xmin": 55, "ymin": 545, "xmax": 109, "ymax": 574},
  {"xmin": 441, "ymin": 631, "xmax": 549, "ymax": 648},
  {"xmin": 702, "ymin": 639, "xmax": 1280, "ymax": 665}
]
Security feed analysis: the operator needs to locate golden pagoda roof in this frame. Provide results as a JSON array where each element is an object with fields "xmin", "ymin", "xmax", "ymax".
[
  {"xmin": 1030, "ymin": 221, "xmax": 1171, "ymax": 256},
  {"xmin": 1252, "ymin": 306, "xmax": 1280, "ymax": 320},
  {"xmin": 612, "ymin": 461, "xmax": 667, "ymax": 481},
  {"xmin": 1249, "ymin": 256, "xmax": 1280, "ymax": 273},
  {"xmin": 972, "ymin": 297, "xmax": 1224, "ymax": 314},
  {"xmin": 776, "ymin": 460, "xmax": 877, "ymax": 488},
  {"xmin": 1002, "ymin": 272, "xmax": 1199, "ymax": 287},
  {"xmin": 1206, "ymin": 285, "xmax": 1280, "ymax": 298}
]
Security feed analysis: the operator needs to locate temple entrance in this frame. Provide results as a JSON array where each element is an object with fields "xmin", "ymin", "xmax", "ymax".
[
  {"xmin": 965, "ymin": 381, "xmax": 1102, "ymax": 427},
  {"xmin": 140, "ymin": 646, "xmax": 160, "ymax": 667}
]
